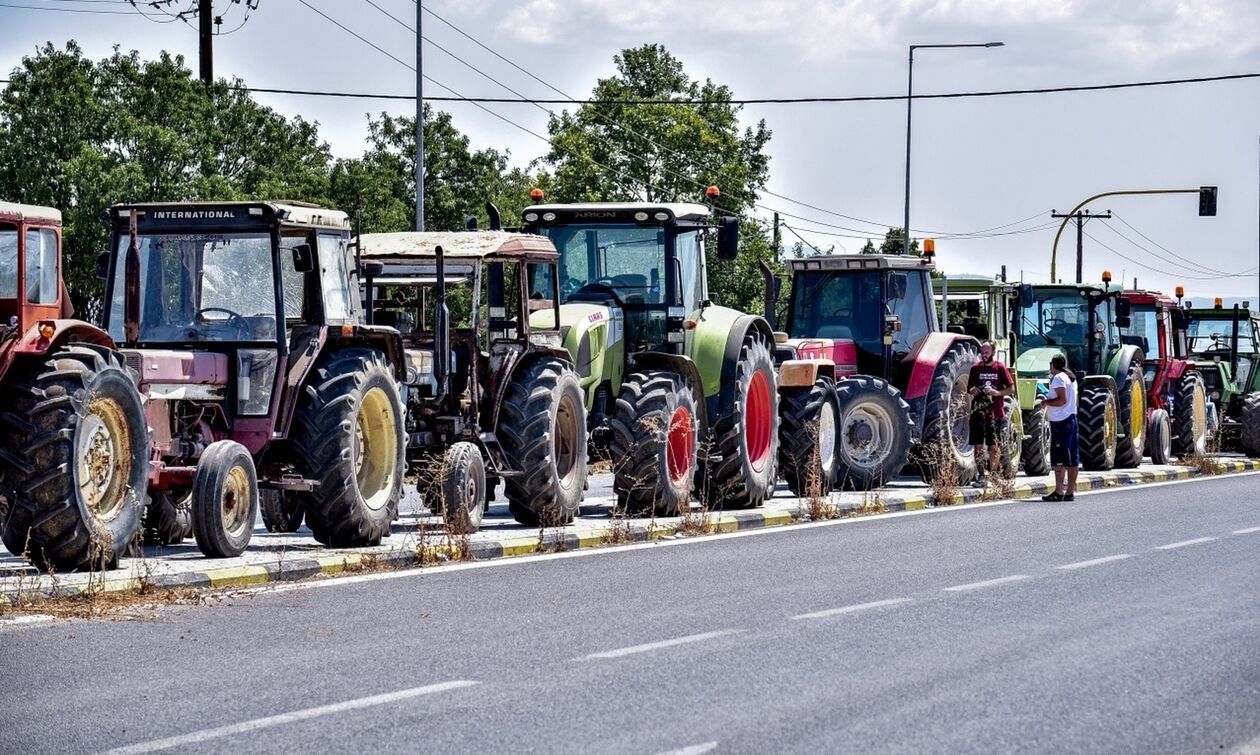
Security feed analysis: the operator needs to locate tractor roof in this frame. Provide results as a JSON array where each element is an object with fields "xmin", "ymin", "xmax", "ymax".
[
  {"xmin": 1121, "ymin": 289, "xmax": 1178, "ymax": 308},
  {"xmin": 787, "ymin": 253, "xmax": 934, "ymax": 272},
  {"xmin": 1027, "ymin": 282, "xmax": 1123, "ymax": 295},
  {"xmin": 1187, "ymin": 305, "xmax": 1255, "ymax": 319},
  {"xmin": 357, "ymin": 231, "xmax": 558, "ymax": 261},
  {"xmin": 0, "ymin": 200, "xmax": 61, "ymax": 224},
  {"xmin": 110, "ymin": 201, "xmax": 350, "ymax": 230},
  {"xmin": 525, "ymin": 202, "xmax": 712, "ymax": 223}
]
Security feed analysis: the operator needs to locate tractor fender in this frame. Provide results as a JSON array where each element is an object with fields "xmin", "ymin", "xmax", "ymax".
[
  {"xmin": 1165, "ymin": 358, "xmax": 1190, "ymax": 382},
  {"xmin": 0, "ymin": 319, "xmax": 117, "ymax": 379},
  {"xmin": 334, "ymin": 325, "xmax": 406, "ymax": 381},
  {"xmin": 901, "ymin": 331, "xmax": 980, "ymax": 402},
  {"xmin": 631, "ymin": 351, "xmax": 709, "ymax": 434},
  {"xmin": 1107, "ymin": 344, "xmax": 1144, "ymax": 389},
  {"xmin": 542, "ymin": 302, "xmax": 622, "ymax": 412},
  {"xmin": 777, "ymin": 359, "xmax": 835, "ymax": 389},
  {"xmin": 1082, "ymin": 374, "xmax": 1118, "ymax": 396},
  {"xmin": 696, "ymin": 312, "xmax": 774, "ymax": 422}
]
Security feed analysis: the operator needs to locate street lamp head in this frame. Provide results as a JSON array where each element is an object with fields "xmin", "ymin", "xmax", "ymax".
[{"xmin": 985, "ymin": 41, "xmax": 1005, "ymax": 47}]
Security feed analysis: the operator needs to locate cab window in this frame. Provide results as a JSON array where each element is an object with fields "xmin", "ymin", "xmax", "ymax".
[{"xmin": 24, "ymin": 228, "xmax": 58, "ymax": 304}]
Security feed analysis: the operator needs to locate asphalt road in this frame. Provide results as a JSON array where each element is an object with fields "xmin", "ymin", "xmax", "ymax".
[{"xmin": 3, "ymin": 474, "xmax": 1259, "ymax": 754}]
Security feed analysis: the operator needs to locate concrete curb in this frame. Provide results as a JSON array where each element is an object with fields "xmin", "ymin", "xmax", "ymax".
[{"xmin": 5, "ymin": 459, "xmax": 1258, "ymax": 603}]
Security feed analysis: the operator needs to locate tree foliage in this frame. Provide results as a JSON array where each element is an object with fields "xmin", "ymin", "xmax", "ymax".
[{"xmin": 859, "ymin": 228, "xmax": 919, "ymax": 256}]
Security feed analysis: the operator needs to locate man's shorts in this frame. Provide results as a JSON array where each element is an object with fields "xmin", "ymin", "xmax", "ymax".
[
  {"xmin": 969, "ymin": 411, "xmax": 1005, "ymax": 447},
  {"xmin": 1050, "ymin": 415, "xmax": 1080, "ymax": 468}
]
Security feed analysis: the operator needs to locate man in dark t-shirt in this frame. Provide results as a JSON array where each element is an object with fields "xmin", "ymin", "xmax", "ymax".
[{"xmin": 968, "ymin": 340, "xmax": 1015, "ymax": 486}]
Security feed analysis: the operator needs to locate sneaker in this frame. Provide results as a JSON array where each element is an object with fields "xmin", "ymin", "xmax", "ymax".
[
  {"xmin": 972, "ymin": 478, "xmax": 987, "ymax": 489},
  {"xmin": 1062, "ymin": 494, "xmax": 1075, "ymax": 501},
  {"xmin": 1041, "ymin": 492, "xmax": 1064, "ymax": 502}
]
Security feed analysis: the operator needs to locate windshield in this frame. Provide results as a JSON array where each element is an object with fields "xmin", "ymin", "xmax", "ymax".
[
  {"xmin": 538, "ymin": 224, "xmax": 666, "ymax": 306},
  {"xmin": 106, "ymin": 232, "xmax": 279, "ymax": 342},
  {"xmin": 789, "ymin": 270, "xmax": 884, "ymax": 364},
  {"xmin": 1121, "ymin": 304, "xmax": 1161, "ymax": 358},
  {"xmin": 1016, "ymin": 288, "xmax": 1108, "ymax": 372},
  {"xmin": 0, "ymin": 226, "xmax": 15, "ymax": 298},
  {"xmin": 1188, "ymin": 316, "xmax": 1256, "ymax": 355}
]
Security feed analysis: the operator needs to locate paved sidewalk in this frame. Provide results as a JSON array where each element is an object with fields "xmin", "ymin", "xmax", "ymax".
[{"xmin": 3, "ymin": 458, "xmax": 1257, "ymax": 601}]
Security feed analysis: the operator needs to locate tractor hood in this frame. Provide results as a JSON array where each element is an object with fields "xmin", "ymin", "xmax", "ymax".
[
  {"xmin": 533, "ymin": 302, "xmax": 623, "ymax": 380},
  {"xmin": 1016, "ymin": 346, "xmax": 1063, "ymax": 380},
  {"xmin": 778, "ymin": 337, "xmax": 859, "ymax": 375},
  {"xmin": 121, "ymin": 349, "xmax": 229, "ymax": 401}
]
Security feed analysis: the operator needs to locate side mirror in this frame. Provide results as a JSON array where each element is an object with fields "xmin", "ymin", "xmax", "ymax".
[
  {"xmin": 95, "ymin": 250, "xmax": 111, "ymax": 280},
  {"xmin": 1018, "ymin": 283, "xmax": 1034, "ymax": 309},
  {"xmin": 362, "ymin": 260, "xmax": 384, "ymax": 279},
  {"xmin": 965, "ymin": 299, "xmax": 981, "ymax": 317},
  {"xmin": 889, "ymin": 272, "xmax": 908, "ymax": 300},
  {"xmin": 1115, "ymin": 315, "xmax": 1132, "ymax": 329},
  {"xmin": 717, "ymin": 216, "xmax": 739, "ymax": 261},
  {"xmin": 1171, "ymin": 309, "xmax": 1188, "ymax": 330},
  {"xmin": 1115, "ymin": 296, "xmax": 1132, "ymax": 318},
  {"xmin": 291, "ymin": 243, "xmax": 315, "ymax": 273}
]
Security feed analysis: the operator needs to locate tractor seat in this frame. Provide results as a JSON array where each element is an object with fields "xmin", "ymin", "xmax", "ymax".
[
  {"xmin": 611, "ymin": 274, "xmax": 648, "ymax": 289},
  {"xmin": 374, "ymin": 309, "xmax": 416, "ymax": 332}
]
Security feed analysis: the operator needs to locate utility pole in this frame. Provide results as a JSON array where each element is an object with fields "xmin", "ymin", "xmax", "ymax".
[
  {"xmin": 1050, "ymin": 209, "xmax": 1112, "ymax": 284},
  {"xmin": 771, "ymin": 212, "xmax": 780, "ymax": 261},
  {"xmin": 198, "ymin": 0, "xmax": 213, "ymax": 86},
  {"xmin": 414, "ymin": 1, "xmax": 424, "ymax": 232}
]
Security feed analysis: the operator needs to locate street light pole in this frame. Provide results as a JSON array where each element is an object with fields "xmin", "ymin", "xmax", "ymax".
[{"xmin": 903, "ymin": 42, "xmax": 1004, "ymax": 256}]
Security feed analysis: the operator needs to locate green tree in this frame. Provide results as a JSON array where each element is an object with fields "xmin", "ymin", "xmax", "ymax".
[
  {"xmin": 542, "ymin": 44, "xmax": 777, "ymax": 312},
  {"xmin": 0, "ymin": 42, "xmax": 333, "ymax": 317},
  {"xmin": 329, "ymin": 105, "xmax": 536, "ymax": 234},
  {"xmin": 878, "ymin": 227, "xmax": 919, "ymax": 256}
]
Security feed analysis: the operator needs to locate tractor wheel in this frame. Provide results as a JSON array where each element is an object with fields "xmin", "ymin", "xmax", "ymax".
[
  {"xmin": 610, "ymin": 370, "xmax": 696, "ymax": 517},
  {"xmin": 1147, "ymin": 409, "xmax": 1172, "ymax": 465},
  {"xmin": 1114, "ymin": 361, "xmax": 1147, "ymax": 469},
  {"xmin": 259, "ymin": 489, "xmax": 304, "ymax": 533},
  {"xmin": 142, "ymin": 490, "xmax": 193, "ymax": 545},
  {"xmin": 0, "ymin": 344, "xmax": 148, "ymax": 572},
  {"xmin": 917, "ymin": 340, "xmax": 979, "ymax": 485},
  {"xmin": 291, "ymin": 348, "xmax": 403, "ymax": 547},
  {"xmin": 777, "ymin": 378, "xmax": 839, "ymax": 497},
  {"xmin": 1240, "ymin": 392, "xmax": 1260, "ymax": 458},
  {"xmin": 1079, "ymin": 384, "xmax": 1118, "ymax": 471},
  {"xmin": 999, "ymin": 396, "xmax": 1023, "ymax": 479},
  {"xmin": 500, "ymin": 357, "xmax": 587, "ymax": 528},
  {"xmin": 1021, "ymin": 401, "xmax": 1052, "ymax": 477},
  {"xmin": 833, "ymin": 376, "xmax": 913, "ymax": 491},
  {"xmin": 697, "ymin": 336, "xmax": 778, "ymax": 510},
  {"xmin": 191, "ymin": 440, "xmax": 258, "ymax": 558},
  {"xmin": 1172, "ymin": 372, "xmax": 1208, "ymax": 457},
  {"xmin": 429, "ymin": 442, "xmax": 485, "ymax": 535}
]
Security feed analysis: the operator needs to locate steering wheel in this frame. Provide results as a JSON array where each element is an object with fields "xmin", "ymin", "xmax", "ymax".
[
  {"xmin": 197, "ymin": 307, "xmax": 251, "ymax": 338},
  {"xmin": 573, "ymin": 281, "xmax": 624, "ymax": 306},
  {"xmin": 561, "ymin": 277, "xmax": 584, "ymax": 298},
  {"xmin": 1043, "ymin": 317, "xmax": 1067, "ymax": 330}
]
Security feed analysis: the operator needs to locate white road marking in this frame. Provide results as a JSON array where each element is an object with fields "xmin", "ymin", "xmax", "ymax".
[
  {"xmin": 103, "ymin": 680, "xmax": 479, "ymax": 754},
  {"xmin": 658, "ymin": 742, "xmax": 719, "ymax": 755},
  {"xmin": 790, "ymin": 598, "xmax": 913, "ymax": 620},
  {"xmin": 943, "ymin": 575, "xmax": 1032, "ymax": 592},
  {"xmin": 91, "ymin": 469, "xmax": 1260, "ymax": 606},
  {"xmin": 1055, "ymin": 554, "xmax": 1135, "ymax": 571},
  {"xmin": 1233, "ymin": 526, "xmax": 1260, "ymax": 535},
  {"xmin": 1155, "ymin": 537, "xmax": 1217, "ymax": 550},
  {"xmin": 0, "ymin": 614, "xmax": 54, "ymax": 630},
  {"xmin": 579, "ymin": 630, "xmax": 742, "ymax": 660}
]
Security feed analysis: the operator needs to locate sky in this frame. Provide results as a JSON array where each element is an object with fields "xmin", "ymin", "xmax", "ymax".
[{"xmin": 2, "ymin": 0, "xmax": 1260, "ymax": 301}]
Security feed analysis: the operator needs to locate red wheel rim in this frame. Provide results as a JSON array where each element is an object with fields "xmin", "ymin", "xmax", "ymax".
[
  {"xmin": 667, "ymin": 406, "xmax": 694, "ymax": 484},
  {"xmin": 745, "ymin": 370, "xmax": 773, "ymax": 472}
]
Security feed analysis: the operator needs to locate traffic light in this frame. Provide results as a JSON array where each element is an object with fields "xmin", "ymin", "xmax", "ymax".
[{"xmin": 1199, "ymin": 186, "xmax": 1217, "ymax": 216}]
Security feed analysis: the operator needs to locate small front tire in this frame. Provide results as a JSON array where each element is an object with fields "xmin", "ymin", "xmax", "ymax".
[{"xmin": 191, "ymin": 441, "xmax": 258, "ymax": 558}]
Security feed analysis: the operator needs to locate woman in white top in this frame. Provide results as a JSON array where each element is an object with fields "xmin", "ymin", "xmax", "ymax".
[{"xmin": 1041, "ymin": 354, "xmax": 1079, "ymax": 501}]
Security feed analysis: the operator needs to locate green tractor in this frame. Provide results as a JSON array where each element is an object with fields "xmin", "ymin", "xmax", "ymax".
[
  {"xmin": 521, "ymin": 199, "xmax": 777, "ymax": 515},
  {"xmin": 1183, "ymin": 299, "xmax": 1260, "ymax": 456},
  {"xmin": 1011, "ymin": 274, "xmax": 1147, "ymax": 471},
  {"xmin": 934, "ymin": 275, "xmax": 1027, "ymax": 476}
]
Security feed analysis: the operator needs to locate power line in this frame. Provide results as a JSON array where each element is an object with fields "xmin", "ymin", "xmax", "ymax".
[
  {"xmin": 0, "ymin": 1, "xmax": 141, "ymax": 13},
  {"xmin": 1109, "ymin": 211, "xmax": 1237, "ymax": 277},
  {"xmin": 1082, "ymin": 229, "xmax": 1253, "ymax": 281}
]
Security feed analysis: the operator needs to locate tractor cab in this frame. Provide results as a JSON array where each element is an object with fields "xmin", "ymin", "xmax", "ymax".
[
  {"xmin": 0, "ymin": 201, "xmax": 69, "ymax": 344},
  {"xmin": 1013, "ymin": 283, "xmax": 1126, "ymax": 383},
  {"xmin": 781, "ymin": 254, "xmax": 938, "ymax": 380},
  {"xmin": 1118, "ymin": 290, "xmax": 1188, "ymax": 394},
  {"xmin": 1184, "ymin": 301, "xmax": 1260, "ymax": 454}
]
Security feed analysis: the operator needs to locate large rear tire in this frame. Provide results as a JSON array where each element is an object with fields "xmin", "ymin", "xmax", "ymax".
[
  {"xmin": 1114, "ymin": 360, "xmax": 1146, "ymax": 469},
  {"xmin": 697, "ymin": 336, "xmax": 778, "ymax": 510},
  {"xmin": 143, "ymin": 490, "xmax": 193, "ymax": 545},
  {"xmin": 833, "ymin": 376, "xmax": 912, "ymax": 491},
  {"xmin": 777, "ymin": 378, "xmax": 838, "ymax": 497},
  {"xmin": 1148, "ymin": 409, "xmax": 1172, "ymax": 465},
  {"xmin": 610, "ymin": 371, "xmax": 696, "ymax": 517},
  {"xmin": 0, "ymin": 345, "xmax": 148, "ymax": 572},
  {"xmin": 1021, "ymin": 401, "xmax": 1051, "ymax": 477},
  {"xmin": 291, "ymin": 348, "xmax": 403, "ymax": 547},
  {"xmin": 1172, "ymin": 372, "xmax": 1208, "ymax": 457},
  {"xmin": 1240, "ymin": 392, "xmax": 1260, "ymax": 458},
  {"xmin": 1079, "ymin": 384, "xmax": 1118, "ymax": 471},
  {"xmin": 500, "ymin": 358, "xmax": 587, "ymax": 527},
  {"xmin": 917, "ymin": 341, "xmax": 979, "ymax": 485}
]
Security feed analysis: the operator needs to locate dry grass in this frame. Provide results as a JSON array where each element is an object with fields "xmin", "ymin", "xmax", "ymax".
[
  {"xmin": 1179, "ymin": 451, "xmax": 1225, "ymax": 476},
  {"xmin": 848, "ymin": 490, "xmax": 886, "ymax": 517},
  {"xmin": 798, "ymin": 425, "xmax": 839, "ymax": 522}
]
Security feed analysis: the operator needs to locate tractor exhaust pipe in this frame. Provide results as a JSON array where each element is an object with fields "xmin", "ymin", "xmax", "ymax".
[
  {"xmin": 1231, "ymin": 304, "xmax": 1241, "ymax": 380},
  {"xmin": 486, "ymin": 202, "xmax": 502, "ymax": 231},
  {"xmin": 124, "ymin": 210, "xmax": 141, "ymax": 346},
  {"xmin": 759, "ymin": 261, "xmax": 777, "ymax": 330},
  {"xmin": 433, "ymin": 244, "xmax": 450, "ymax": 404}
]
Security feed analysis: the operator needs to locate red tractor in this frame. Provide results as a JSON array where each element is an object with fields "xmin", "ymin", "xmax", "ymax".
[
  {"xmin": 767, "ymin": 252, "xmax": 979, "ymax": 492},
  {"xmin": 0, "ymin": 201, "xmax": 150, "ymax": 571},
  {"xmin": 1118, "ymin": 288, "xmax": 1209, "ymax": 462}
]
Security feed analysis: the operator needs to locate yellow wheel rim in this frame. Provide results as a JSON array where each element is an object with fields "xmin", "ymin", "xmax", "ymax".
[
  {"xmin": 221, "ymin": 465, "xmax": 253, "ymax": 538},
  {"xmin": 1104, "ymin": 397, "xmax": 1117, "ymax": 451},
  {"xmin": 354, "ymin": 387, "xmax": 399, "ymax": 512},
  {"xmin": 1129, "ymin": 382, "xmax": 1145, "ymax": 448},
  {"xmin": 77, "ymin": 397, "xmax": 133, "ymax": 523}
]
